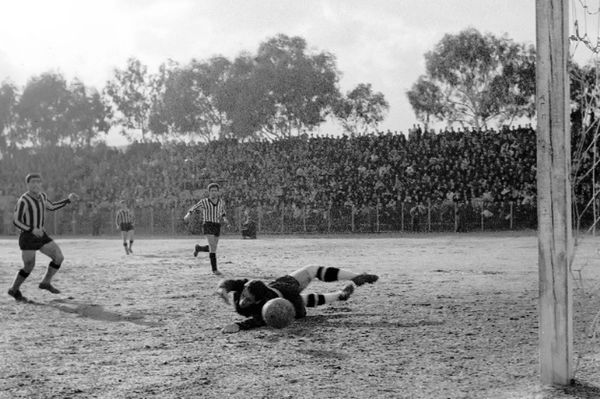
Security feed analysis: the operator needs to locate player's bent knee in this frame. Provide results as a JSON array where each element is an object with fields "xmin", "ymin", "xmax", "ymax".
[
  {"xmin": 18, "ymin": 269, "xmax": 31, "ymax": 279},
  {"xmin": 298, "ymin": 265, "xmax": 317, "ymax": 274},
  {"xmin": 23, "ymin": 261, "xmax": 35, "ymax": 272},
  {"xmin": 54, "ymin": 253, "xmax": 64, "ymax": 265}
]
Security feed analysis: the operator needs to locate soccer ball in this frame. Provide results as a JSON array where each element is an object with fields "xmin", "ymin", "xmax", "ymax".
[{"xmin": 262, "ymin": 298, "xmax": 295, "ymax": 329}]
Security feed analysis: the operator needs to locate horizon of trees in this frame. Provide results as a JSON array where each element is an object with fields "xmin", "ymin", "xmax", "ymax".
[
  {"xmin": 406, "ymin": 28, "xmax": 537, "ymax": 132},
  {"xmin": 0, "ymin": 34, "xmax": 389, "ymax": 149},
  {"xmin": 2, "ymin": 29, "xmax": 597, "ymax": 151}
]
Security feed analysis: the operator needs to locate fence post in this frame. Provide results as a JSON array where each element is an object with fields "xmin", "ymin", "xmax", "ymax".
[
  {"xmin": 509, "ymin": 201, "xmax": 514, "ymax": 230},
  {"xmin": 171, "ymin": 207, "xmax": 175, "ymax": 235},
  {"xmin": 427, "ymin": 200, "xmax": 432, "ymax": 232},
  {"xmin": 280, "ymin": 206, "xmax": 285, "ymax": 234},
  {"xmin": 327, "ymin": 204, "xmax": 332, "ymax": 233},
  {"xmin": 401, "ymin": 202, "xmax": 404, "ymax": 232},
  {"xmin": 110, "ymin": 207, "xmax": 115, "ymax": 234},
  {"xmin": 351, "ymin": 205, "xmax": 355, "ymax": 233},
  {"xmin": 258, "ymin": 206, "xmax": 262, "ymax": 234},
  {"xmin": 454, "ymin": 202, "xmax": 458, "ymax": 232},
  {"xmin": 376, "ymin": 202, "xmax": 380, "ymax": 233},
  {"xmin": 71, "ymin": 211, "xmax": 76, "ymax": 235},
  {"xmin": 481, "ymin": 204, "xmax": 484, "ymax": 232},
  {"xmin": 150, "ymin": 207, "xmax": 154, "ymax": 234},
  {"xmin": 303, "ymin": 206, "xmax": 307, "ymax": 233}
]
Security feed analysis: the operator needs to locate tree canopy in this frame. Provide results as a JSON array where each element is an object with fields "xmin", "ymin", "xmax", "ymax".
[
  {"xmin": 2, "ymin": 34, "xmax": 387, "ymax": 146},
  {"xmin": 407, "ymin": 28, "xmax": 536, "ymax": 130}
]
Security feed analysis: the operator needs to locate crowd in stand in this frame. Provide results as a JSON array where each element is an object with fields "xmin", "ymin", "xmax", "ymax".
[{"xmin": 0, "ymin": 126, "xmax": 539, "ymax": 220}]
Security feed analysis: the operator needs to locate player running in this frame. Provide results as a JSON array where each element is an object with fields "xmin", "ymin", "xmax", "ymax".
[
  {"xmin": 116, "ymin": 200, "xmax": 135, "ymax": 255},
  {"xmin": 8, "ymin": 173, "xmax": 79, "ymax": 301},
  {"xmin": 184, "ymin": 183, "xmax": 229, "ymax": 275}
]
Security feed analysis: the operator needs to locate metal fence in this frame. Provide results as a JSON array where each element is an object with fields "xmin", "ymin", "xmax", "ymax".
[{"xmin": 0, "ymin": 200, "xmax": 541, "ymax": 237}]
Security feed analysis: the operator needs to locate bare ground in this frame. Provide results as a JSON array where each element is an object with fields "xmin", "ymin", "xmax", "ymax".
[{"xmin": 1, "ymin": 232, "xmax": 600, "ymax": 399}]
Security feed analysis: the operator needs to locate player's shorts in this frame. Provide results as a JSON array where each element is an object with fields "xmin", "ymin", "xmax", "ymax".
[
  {"xmin": 19, "ymin": 231, "xmax": 53, "ymax": 251},
  {"xmin": 203, "ymin": 222, "xmax": 221, "ymax": 237},
  {"xmin": 120, "ymin": 222, "xmax": 134, "ymax": 232},
  {"xmin": 288, "ymin": 268, "xmax": 314, "ymax": 291},
  {"xmin": 274, "ymin": 275, "xmax": 301, "ymax": 290}
]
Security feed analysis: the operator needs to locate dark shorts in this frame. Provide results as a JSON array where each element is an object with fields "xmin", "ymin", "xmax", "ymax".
[
  {"xmin": 203, "ymin": 222, "xmax": 221, "ymax": 237},
  {"xmin": 275, "ymin": 275, "xmax": 301, "ymax": 289},
  {"xmin": 19, "ymin": 231, "xmax": 53, "ymax": 251},
  {"xmin": 120, "ymin": 222, "xmax": 134, "ymax": 232}
]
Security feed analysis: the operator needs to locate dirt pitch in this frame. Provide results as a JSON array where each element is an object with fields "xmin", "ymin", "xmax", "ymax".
[{"xmin": 1, "ymin": 232, "xmax": 600, "ymax": 399}]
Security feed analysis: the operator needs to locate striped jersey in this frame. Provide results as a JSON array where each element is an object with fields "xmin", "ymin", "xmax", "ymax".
[
  {"xmin": 13, "ymin": 192, "xmax": 70, "ymax": 232},
  {"xmin": 189, "ymin": 198, "xmax": 226, "ymax": 224},
  {"xmin": 116, "ymin": 209, "xmax": 135, "ymax": 226}
]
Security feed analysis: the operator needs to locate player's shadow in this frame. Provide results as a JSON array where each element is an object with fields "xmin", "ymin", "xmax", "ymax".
[
  {"xmin": 292, "ymin": 313, "xmax": 445, "ymax": 331},
  {"xmin": 34, "ymin": 299, "xmax": 163, "ymax": 327}
]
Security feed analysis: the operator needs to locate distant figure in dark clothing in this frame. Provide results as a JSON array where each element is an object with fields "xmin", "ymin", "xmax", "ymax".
[
  {"xmin": 241, "ymin": 208, "xmax": 257, "ymax": 239},
  {"xmin": 91, "ymin": 203, "xmax": 102, "ymax": 236}
]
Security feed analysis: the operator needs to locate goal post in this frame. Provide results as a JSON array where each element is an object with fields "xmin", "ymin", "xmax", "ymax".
[{"xmin": 535, "ymin": 0, "xmax": 573, "ymax": 386}]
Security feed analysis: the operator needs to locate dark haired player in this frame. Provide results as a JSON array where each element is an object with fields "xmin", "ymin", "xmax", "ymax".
[
  {"xmin": 184, "ymin": 183, "xmax": 229, "ymax": 275},
  {"xmin": 116, "ymin": 200, "xmax": 135, "ymax": 255},
  {"xmin": 8, "ymin": 173, "xmax": 79, "ymax": 301},
  {"xmin": 216, "ymin": 265, "xmax": 379, "ymax": 333}
]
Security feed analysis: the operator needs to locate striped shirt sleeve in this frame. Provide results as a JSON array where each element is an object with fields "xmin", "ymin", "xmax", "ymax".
[
  {"xmin": 13, "ymin": 198, "xmax": 32, "ymax": 232},
  {"xmin": 188, "ymin": 199, "xmax": 207, "ymax": 213},
  {"xmin": 43, "ymin": 193, "xmax": 71, "ymax": 211}
]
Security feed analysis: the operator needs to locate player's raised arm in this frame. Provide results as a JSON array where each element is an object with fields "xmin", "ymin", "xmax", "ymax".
[
  {"xmin": 115, "ymin": 209, "xmax": 121, "ymax": 228},
  {"xmin": 184, "ymin": 200, "xmax": 205, "ymax": 221},
  {"xmin": 216, "ymin": 278, "xmax": 248, "ymax": 303},
  {"xmin": 44, "ymin": 192, "xmax": 78, "ymax": 211}
]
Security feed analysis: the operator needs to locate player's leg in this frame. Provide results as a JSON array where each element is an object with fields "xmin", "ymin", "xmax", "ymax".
[
  {"xmin": 8, "ymin": 250, "xmax": 36, "ymax": 301},
  {"xmin": 290, "ymin": 265, "xmax": 379, "ymax": 291},
  {"xmin": 193, "ymin": 224, "xmax": 210, "ymax": 256},
  {"xmin": 38, "ymin": 241, "xmax": 64, "ymax": 294},
  {"xmin": 301, "ymin": 284, "xmax": 355, "ymax": 308},
  {"xmin": 127, "ymin": 229, "xmax": 134, "ymax": 253},
  {"xmin": 207, "ymin": 234, "xmax": 220, "ymax": 275},
  {"xmin": 121, "ymin": 230, "xmax": 129, "ymax": 254}
]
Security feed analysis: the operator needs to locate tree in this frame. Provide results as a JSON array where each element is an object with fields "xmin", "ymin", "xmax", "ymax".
[
  {"xmin": 104, "ymin": 58, "xmax": 155, "ymax": 141},
  {"xmin": 407, "ymin": 28, "xmax": 536, "ymax": 129},
  {"xmin": 406, "ymin": 76, "xmax": 445, "ymax": 132},
  {"xmin": 17, "ymin": 72, "xmax": 71, "ymax": 146},
  {"xmin": 0, "ymin": 80, "xmax": 18, "ymax": 151},
  {"xmin": 148, "ymin": 60, "xmax": 181, "ymax": 139},
  {"xmin": 334, "ymin": 83, "xmax": 389, "ymax": 135},
  {"xmin": 253, "ymin": 34, "xmax": 341, "ymax": 138},
  {"xmin": 218, "ymin": 53, "xmax": 273, "ymax": 140},
  {"xmin": 193, "ymin": 56, "xmax": 234, "ymax": 139},
  {"xmin": 150, "ymin": 57, "xmax": 233, "ymax": 141},
  {"xmin": 67, "ymin": 79, "xmax": 109, "ymax": 146}
]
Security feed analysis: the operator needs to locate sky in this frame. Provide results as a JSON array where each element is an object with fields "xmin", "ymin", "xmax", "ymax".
[{"xmin": 0, "ymin": 0, "xmax": 565, "ymax": 145}]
